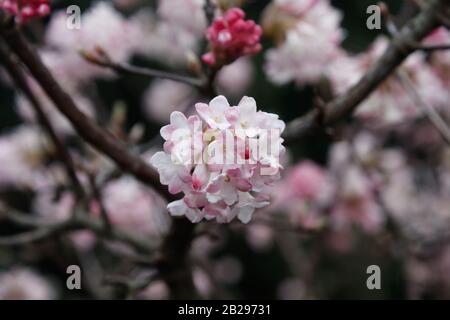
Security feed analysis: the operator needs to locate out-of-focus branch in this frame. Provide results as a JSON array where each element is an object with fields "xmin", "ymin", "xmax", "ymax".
[
  {"xmin": 417, "ymin": 43, "xmax": 450, "ymax": 51},
  {"xmin": 0, "ymin": 225, "xmax": 66, "ymax": 245},
  {"xmin": 283, "ymin": 0, "xmax": 450, "ymax": 144},
  {"xmin": 103, "ymin": 273, "xmax": 157, "ymax": 299},
  {"xmin": 397, "ymin": 70, "xmax": 450, "ymax": 146},
  {"xmin": 88, "ymin": 174, "xmax": 112, "ymax": 233},
  {"xmin": 0, "ymin": 204, "xmax": 158, "ymax": 252},
  {"xmin": 0, "ymin": 41, "xmax": 85, "ymax": 199},
  {"xmin": 381, "ymin": 1, "xmax": 450, "ymax": 52},
  {"xmin": 0, "ymin": 22, "xmax": 175, "ymax": 202},
  {"xmin": 204, "ymin": 0, "xmax": 216, "ymax": 26},
  {"xmin": 81, "ymin": 49, "xmax": 205, "ymax": 89}
]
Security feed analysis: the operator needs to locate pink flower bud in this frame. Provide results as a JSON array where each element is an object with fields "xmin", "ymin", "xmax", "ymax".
[
  {"xmin": 202, "ymin": 8, "xmax": 262, "ymax": 67},
  {"xmin": 0, "ymin": 0, "xmax": 51, "ymax": 24}
]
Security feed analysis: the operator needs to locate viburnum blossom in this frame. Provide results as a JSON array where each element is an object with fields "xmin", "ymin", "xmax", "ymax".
[
  {"xmin": 0, "ymin": 125, "xmax": 49, "ymax": 188},
  {"xmin": 0, "ymin": 0, "xmax": 50, "ymax": 24},
  {"xmin": 275, "ymin": 160, "xmax": 332, "ymax": 230},
  {"xmin": 382, "ymin": 148, "xmax": 450, "ymax": 244},
  {"xmin": 216, "ymin": 57, "xmax": 254, "ymax": 97},
  {"xmin": 202, "ymin": 8, "xmax": 262, "ymax": 67},
  {"xmin": 0, "ymin": 268, "xmax": 55, "ymax": 300},
  {"xmin": 45, "ymin": 2, "xmax": 141, "ymax": 80},
  {"xmin": 157, "ymin": 0, "xmax": 207, "ymax": 37},
  {"xmin": 330, "ymin": 165, "xmax": 383, "ymax": 233},
  {"xmin": 101, "ymin": 176, "xmax": 171, "ymax": 238},
  {"xmin": 151, "ymin": 95, "xmax": 285, "ymax": 223},
  {"xmin": 142, "ymin": 79, "xmax": 196, "ymax": 123},
  {"xmin": 424, "ymin": 27, "xmax": 450, "ymax": 87},
  {"xmin": 263, "ymin": 0, "xmax": 343, "ymax": 85},
  {"xmin": 327, "ymin": 134, "xmax": 385, "ymax": 233}
]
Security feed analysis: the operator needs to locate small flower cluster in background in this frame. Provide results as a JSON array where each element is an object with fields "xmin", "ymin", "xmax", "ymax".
[
  {"xmin": 202, "ymin": 8, "xmax": 262, "ymax": 67},
  {"xmin": 0, "ymin": 0, "xmax": 50, "ymax": 24}
]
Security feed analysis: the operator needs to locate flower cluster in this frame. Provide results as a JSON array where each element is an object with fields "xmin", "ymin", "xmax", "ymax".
[
  {"xmin": 275, "ymin": 161, "xmax": 332, "ymax": 229},
  {"xmin": 45, "ymin": 2, "xmax": 141, "ymax": 81},
  {"xmin": 263, "ymin": 0, "xmax": 343, "ymax": 85},
  {"xmin": 0, "ymin": 125, "xmax": 48, "ymax": 188},
  {"xmin": 151, "ymin": 95, "xmax": 285, "ymax": 223},
  {"xmin": 157, "ymin": 0, "xmax": 207, "ymax": 37},
  {"xmin": 0, "ymin": 268, "xmax": 55, "ymax": 300},
  {"xmin": 132, "ymin": 2, "xmax": 205, "ymax": 67},
  {"xmin": 202, "ymin": 8, "xmax": 262, "ymax": 67},
  {"xmin": 274, "ymin": 133, "xmax": 385, "ymax": 236},
  {"xmin": 0, "ymin": 0, "xmax": 50, "ymax": 24}
]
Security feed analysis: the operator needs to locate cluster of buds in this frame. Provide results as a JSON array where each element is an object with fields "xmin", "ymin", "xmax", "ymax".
[
  {"xmin": 151, "ymin": 95, "xmax": 285, "ymax": 223},
  {"xmin": 202, "ymin": 8, "xmax": 262, "ymax": 68},
  {"xmin": 0, "ymin": 0, "xmax": 51, "ymax": 24}
]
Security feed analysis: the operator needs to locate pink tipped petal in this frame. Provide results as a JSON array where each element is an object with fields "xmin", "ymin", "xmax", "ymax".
[
  {"xmin": 160, "ymin": 125, "xmax": 175, "ymax": 141},
  {"xmin": 167, "ymin": 200, "xmax": 187, "ymax": 217},
  {"xmin": 170, "ymin": 111, "xmax": 188, "ymax": 128},
  {"xmin": 209, "ymin": 95, "xmax": 230, "ymax": 112},
  {"xmin": 237, "ymin": 206, "xmax": 254, "ymax": 224},
  {"xmin": 238, "ymin": 96, "xmax": 257, "ymax": 115}
]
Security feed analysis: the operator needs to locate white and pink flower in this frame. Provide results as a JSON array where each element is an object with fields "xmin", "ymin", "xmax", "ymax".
[{"xmin": 151, "ymin": 95, "xmax": 285, "ymax": 223}]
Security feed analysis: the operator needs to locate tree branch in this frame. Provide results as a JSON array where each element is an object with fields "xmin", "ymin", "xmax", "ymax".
[
  {"xmin": 0, "ymin": 21, "xmax": 176, "ymax": 202},
  {"xmin": 81, "ymin": 49, "xmax": 205, "ymax": 89},
  {"xmin": 0, "ymin": 205, "xmax": 158, "ymax": 252},
  {"xmin": 283, "ymin": 0, "xmax": 450, "ymax": 144},
  {"xmin": 0, "ymin": 40, "xmax": 85, "ymax": 199}
]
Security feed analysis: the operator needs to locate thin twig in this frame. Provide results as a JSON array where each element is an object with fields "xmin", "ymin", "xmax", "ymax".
[
  {"xmin": 0, "ymin": 225, "xmax": 65, "ymax": 245},
  {"xmin": 381, "ymin": 2, "xmax": 450, "ymax": 52},
  {"xmin": 397, "ymin": 70, "xmax": 450, "ymax": 145},
  {"xmin": 0, "ymin": 205, "xmax": 158, "ymax": 253},
  {"xmin": 81, "ymin": 48, "xmax": 205, "ymax": 88},
  {"xmin": 204, "ymin": 0, "xmax": 216, "ymax": 26},
  {"xmin": 88, "ymin": 174, "xmax": 112, "ymax": 233}
]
